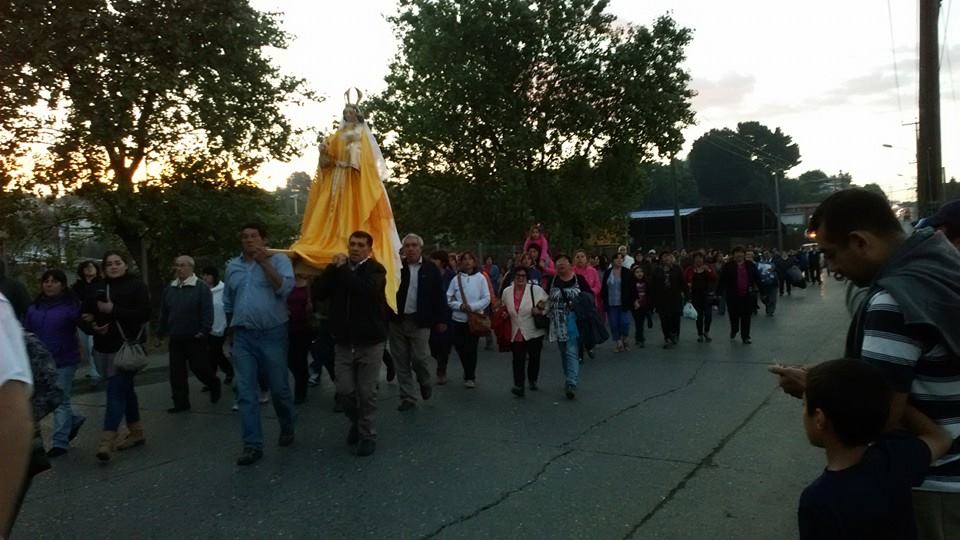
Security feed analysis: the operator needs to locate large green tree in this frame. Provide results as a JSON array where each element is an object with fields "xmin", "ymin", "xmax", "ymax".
[
  {"xmin": 369, "ymin": 0, "xmax": 695, "ymax": 247},
  {"xmin": 688, "ymin": 122, "xmax": 800, "ymax": 207},
  {"xmin": 1, "ymin": 0, "xmax": 310, "ymax": 289}
]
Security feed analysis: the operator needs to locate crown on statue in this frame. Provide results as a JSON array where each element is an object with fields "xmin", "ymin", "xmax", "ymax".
[{"xmin": 344, "ymin": 87, "xmax": 363, "ymax": 106}]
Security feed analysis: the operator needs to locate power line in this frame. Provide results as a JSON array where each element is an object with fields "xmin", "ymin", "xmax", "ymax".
[
  {"xmin": 941, "ymin": 0, "xmax": 953, "ymax": 66},
  {"xmin": 888, "ymin": 0, "xmax": 905, "ymax": 118}
]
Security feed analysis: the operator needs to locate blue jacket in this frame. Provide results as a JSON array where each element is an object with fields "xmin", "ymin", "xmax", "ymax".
[{"xmin": 23, "ymin": 295, "xmax": 81, "ymax": 368}]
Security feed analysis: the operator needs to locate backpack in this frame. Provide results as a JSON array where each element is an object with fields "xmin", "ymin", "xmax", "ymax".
[{"xmin": 24, "ymin": 333, "xmax": 64, "ymax": 421}]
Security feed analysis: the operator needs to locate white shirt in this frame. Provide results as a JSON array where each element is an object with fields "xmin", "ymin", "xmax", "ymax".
[
  {"xmin": 0, "ymin": 293, "xmax": 32, "ymax": 392},
  {"xmin": 403, "ymin": 260, "xmax": 421, "ymax": 315},
  {"xmin": 446, "ymin": 272, "xmax": 492, "ymax": 323},
  {"xmin": 623, "ymin": 255, "xmax": 636, "ymax": 269},
  {"xmin": 209, "ymin": 281, "xmax": 227, "ymax": 336}
]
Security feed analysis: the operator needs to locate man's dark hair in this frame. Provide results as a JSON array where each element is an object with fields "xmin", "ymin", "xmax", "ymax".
[
  {"xmin": 201, "ymin": 266, "xmax": 219, "ymax": 282},
  {"xmin": 239, "ymin": 222, "xmax": 268, "ymax": 239},
  {"xmin": 808, "ymin": 188, "xmax": 902, "ymax": 245},
  {"xmin": 429, "ymin": 250, "xmax": 449, "ymax": 269},
  {"xmin": 76, "ymin": 260, "xmax": 100, "ymax": 281},
  {"xmin": 805, "ymin": 358, "xmax": 892, "ymax": 447},
  {"xmin": 555, "ymin": 254, "xmax": 571, "ymax": 264},
  {"xmin": 527, "ymin": 244, "xmax": 542, "ymax": 257},
  {"xmin": 732, "ymin": 245, "xmax": 745, "ymax": 255},
  {"xmin": 349, "ymin": 230, "xmax": 374, "ymax": 248}
]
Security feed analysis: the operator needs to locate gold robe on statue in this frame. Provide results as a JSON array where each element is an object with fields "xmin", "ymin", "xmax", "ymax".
[{"xmin": 290, "ymin": 122, "xmax": 402, "ymax": 312}]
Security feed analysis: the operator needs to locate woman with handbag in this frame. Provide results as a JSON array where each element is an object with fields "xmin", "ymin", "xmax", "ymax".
[
  {"xmin": 23, "ymin": 269, "xmax": 85, "ymax": 457},
  {"xmin": 501, "ymin": 267, "xmax": 548, "ymax": 397},
  {"xmin": 445, "ymin": 251, "xmax": 491, "ymax": 388},
  {"xmin": 80, "ymin": 251, "xmax": 150, "ymax": 463}
]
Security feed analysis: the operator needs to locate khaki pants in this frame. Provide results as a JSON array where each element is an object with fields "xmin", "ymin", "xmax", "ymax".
[
  {"xmin": 914, "ymin": 490, "xmax": 960, "ymax": 540},
  {"xmin": 389, "ymin": 318, "xmax": 433, "ymax": 402},
  {"xmin": 334, "ymin": 342, "xmax": 384, "ymax": 441}
]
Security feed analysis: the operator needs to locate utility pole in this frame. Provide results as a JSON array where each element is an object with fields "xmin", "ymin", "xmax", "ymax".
[
  {"xmin": 774, "ymin": 171, "xmax": 783, "ymax": 251},
  {"xmin": 672, "ymin": 159, "xmax": 683, "ymax": 249},
  {"xmin": 917, "ymin": 0, "xmax": 943, "ymax": 217}
]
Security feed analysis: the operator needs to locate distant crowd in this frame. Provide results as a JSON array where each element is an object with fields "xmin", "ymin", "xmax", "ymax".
[{"xmin": 2, "ymin": 188, "xmax": 960, "ymax": 539}]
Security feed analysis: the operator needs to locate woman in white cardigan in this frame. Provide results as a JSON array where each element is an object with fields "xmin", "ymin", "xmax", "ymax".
[
  {"xmin": 446, "ymin": 252, "xmax": 491, "ymax": 388},
  {"xmin": 501, "ymin": 267, "xmax": 548, "ymax": 397}
]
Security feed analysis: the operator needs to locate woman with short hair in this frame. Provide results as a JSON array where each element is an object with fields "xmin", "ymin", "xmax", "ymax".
[{"xmin": 501, "ymin": 267, "xmax": 548, "ymax": 397}]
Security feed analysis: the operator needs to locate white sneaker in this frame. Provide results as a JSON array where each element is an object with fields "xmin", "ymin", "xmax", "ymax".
[
  {"xmin": 259, "ymin": 391, "xmax": 270, "ymax": 404},
  {"xmin": 231, "ymin": 402, "xmax": 239, "ymax": 412},
  {"xmin": 464, "ymin": 380, "xmax": 476, "ymax": 389}
]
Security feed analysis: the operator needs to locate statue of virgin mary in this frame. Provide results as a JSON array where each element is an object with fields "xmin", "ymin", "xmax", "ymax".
[{"xmin": 289, "ymin": 89, "xmax": 402, "ymax": 311}]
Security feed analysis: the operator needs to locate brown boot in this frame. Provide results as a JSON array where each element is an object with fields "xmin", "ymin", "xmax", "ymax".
[
  {"xmin": 116, "ymin": 422, "xmax": 145, "ymax": 451},
  {"xmin": 96, "ymin": 431, "xmax": 117, "ymax": 462}
]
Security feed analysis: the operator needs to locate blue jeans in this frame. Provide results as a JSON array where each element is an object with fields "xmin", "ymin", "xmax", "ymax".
[
  {"xmin": 557, "ymin": 336, "xmax": 580, "ymax": 388},
  {"xmin": 607, "ymin": 306, "xmax": 630, "ymax": 342},
  {"xmin": 52, "ymin": 364, "xmax": 85, "ymax": 449},
  {"xmin": 79, "ymin": 330, "xmax": 100, "ymax": 380},
  {"xmin": 233, "ymin": 324, "xmax": 296, "ymax": 450},
  {"xmin": 104, "ymin": 370, "xmax": 139, "ymax": 431}
]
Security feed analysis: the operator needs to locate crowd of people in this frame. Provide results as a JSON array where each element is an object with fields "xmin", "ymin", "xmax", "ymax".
[{"xmin": 2, "ymin": 189, "xmax": 960, "ymax": 539}]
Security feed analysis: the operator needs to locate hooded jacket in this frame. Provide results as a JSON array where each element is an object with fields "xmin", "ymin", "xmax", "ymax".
[{"xmin": 846, "ymin": 228, "xmax": 960, "ymax": 358}]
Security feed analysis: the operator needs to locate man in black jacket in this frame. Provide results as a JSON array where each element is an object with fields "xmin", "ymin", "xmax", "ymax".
[
  {"xmin": 313, "ymin": 230, "xmax": 388, "ymax": 457},
  {"xmin": 391, "ymin": 233, "xmax": 446, "ymax": 411},
  {"xmin": 720, "ymin": 246, "xmax": 760, "ymax": 344}
]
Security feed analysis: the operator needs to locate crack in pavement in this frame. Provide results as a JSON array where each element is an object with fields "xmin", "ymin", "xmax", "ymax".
[
  {"xmin": 621, "ymin": 387, "xmax": 778, "ymax": 539},
  {"xmin": 417, "ymin": 359, "xmax": 709, "ymax": 538},
  {"xmin": 420, "ymin": 448, "xmax": 575, "ymax": 539}
]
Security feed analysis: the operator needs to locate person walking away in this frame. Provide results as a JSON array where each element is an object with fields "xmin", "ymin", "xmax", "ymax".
[
  {"xmin": 159, "ymin": 256, "xmax": 221, "ymax": 413},
  {"xmin": 649, "ymin": 252, "xmax": 687, "ymax": 349},
  {"xmin": 720, "ymin": 246, "xmax": 760, "ymax": 344},
  {"xmin": 808, "ymin": 248, "xmax": 822, "ymax": 284},
  {"xmin": 547, "ymin": 255, "xmax": 592, "ymax": 400},
  {"xmin": 80, "ymin": 251, "xmax": 150, "ymax": 462},
  {"xmin": 600, "ymin": 253, "xmax": 636, "ymax": 352},
  {"xmin": 73, "ymin": 261, "xmax": 103, "ymax": 385},
  {"xmin": 631, "ymin": 265, "xmax": 651, "ymax": 347},
  {"xmin": 429, "ymin": 251, "xmax": 456, "ymax": 385},
  {"xmin": 23, "ymin": 270, "xmax": 85, "ymax": 457},
  {"xmin": 684, "ymin": 253, "xmax": 716, "ymax": 342},
  {"xmin": 202, "ymin": 267, "xmax": 234, "ymax": 384},
  {"xmin": 0, "ymin": 292, "xmax": 33, "ymax": 538},
  {"xmin": 391, "ymin": 234, "xmax": 446, "ymax": 411},
  {"xmin": 222, "ymin": 224, "xmax": 296, "ymax": 466},
  {"xmin": 757, "ymin": 251, "xmax": 780, "ymax": 316},
  {"xmin": 502, "ymin": 267, "xmax": 548, "ymax": 397},
  {"xmin": 446, "ymin": 251, "xmax": 491, "ymax": 388},
  {"xmin": 314, "ymin": 231, "xmax": 389, "ymax": 457}
]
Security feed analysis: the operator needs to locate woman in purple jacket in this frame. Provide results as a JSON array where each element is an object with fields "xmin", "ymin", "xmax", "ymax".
[{"xmin": 23, "ymin": 269, "xmax": 85, "ymax": 457}]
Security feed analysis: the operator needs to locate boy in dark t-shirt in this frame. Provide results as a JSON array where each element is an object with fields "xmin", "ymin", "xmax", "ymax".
[{"xmin": 798, "ymin": 359, "xmax": 952, "ymax": 540}]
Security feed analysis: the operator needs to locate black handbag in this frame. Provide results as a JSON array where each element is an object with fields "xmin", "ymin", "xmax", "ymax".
[{"xmin": 530, "ymin": 286, "xmax": 549, "ymax": 329}]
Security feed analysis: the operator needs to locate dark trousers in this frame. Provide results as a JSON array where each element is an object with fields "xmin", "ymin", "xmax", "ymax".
[
  {"xmin": 659, "ymin": 308, "xmax": 681, "ymax": 340},
  {"xmin": 169, "ymin": 336, "xmax": 220, "ymax": 408},
  {"xmin": 430, "ymin": 328, "xmax": 452, "ymax": 376},
  {"xmin": 511, "ymin": 337, "xmax": 543, "ymax": 387},
  {"xmin": 778, "ymin": 275, "xmax": 792, "ymax": 296},
  {"xmin": 452, "ymin": 321, "xmax": 480, "ymax": 381},
  {"xmin": 727, "ymin": 295, "xmax": 752, "ymax": 340},
  {"xmin": 309, "ymin": 328, "xmax": 337, "ymax": 382},
  {"xmin": 631, "ymin": 309, "xmax": 647, "ymax": 343},
  {"xmin": 809, "ymin": 267, "xmax": 822, "ymax": 284},
  {"xmin": 692, "ymin": 298, "xmax": 712, "ymax": 336},
  {"xmin": 288, "ymin": 330, "xmax": 311, "ymax": 402},
  {"xmin": 207, "ymin": 334, "xmax": 234, "ymax": 379}
]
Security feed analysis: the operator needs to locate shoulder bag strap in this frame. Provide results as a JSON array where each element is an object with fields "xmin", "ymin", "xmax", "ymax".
[{"xmin": 457, "ymin": 274, "xmax": 473, "ymax": 313}]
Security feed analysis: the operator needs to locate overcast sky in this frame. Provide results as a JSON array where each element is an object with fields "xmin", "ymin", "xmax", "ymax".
[{"xmin": 250, "ymin": 0, "xmax": 960, "ymax": 202}]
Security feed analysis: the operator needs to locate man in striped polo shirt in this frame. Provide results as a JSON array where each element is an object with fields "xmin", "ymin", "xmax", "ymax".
[{"xmin": 772, "ymin": 188, "xmax": 960, "ymax": 538}]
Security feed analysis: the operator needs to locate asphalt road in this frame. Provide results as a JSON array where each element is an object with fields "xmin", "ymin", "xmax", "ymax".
[{"xmin": 16, "ymin": 280, "xmax": 846, "ymax": 539}]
